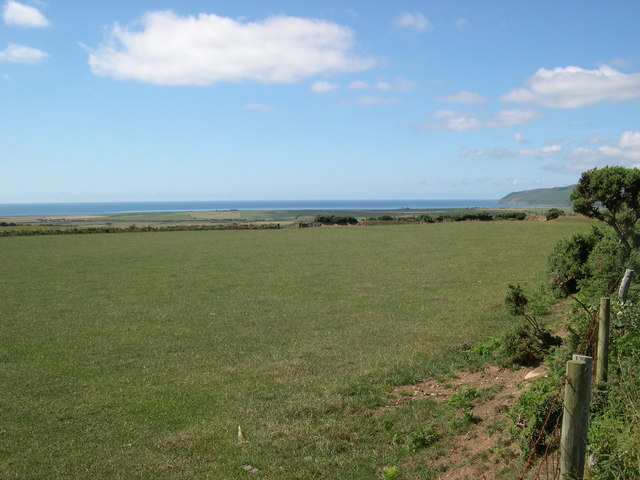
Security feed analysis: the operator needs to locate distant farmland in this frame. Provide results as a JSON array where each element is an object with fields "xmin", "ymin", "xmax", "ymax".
[{"xmin": 0, "ymin": 218, "xmax": 590, "ymax": 479}]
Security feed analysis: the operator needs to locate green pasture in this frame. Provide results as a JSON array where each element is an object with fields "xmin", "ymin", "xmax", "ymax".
[{"xmin": 0, "ymin": 219, "xmax": 590, "ymax": 479}]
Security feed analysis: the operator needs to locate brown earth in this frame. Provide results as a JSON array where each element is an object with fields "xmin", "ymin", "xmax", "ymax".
[{"xmin": 380, "ymin": 364, "xmax": 549, "ymax": 480}]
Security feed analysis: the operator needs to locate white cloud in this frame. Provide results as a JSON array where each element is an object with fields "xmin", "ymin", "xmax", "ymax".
[
  {"xmin": 549, "ymin": 130, "xmax": 640, "ymax": 172},
  {"xmin": 349, "ymin": 96, "xmax": 398, "ymax": 106},
  {"xmin": 502, "ymin": 65, "xmax": 640, "ymax": 109},
  {"xmin": 0, "ymin": 42, "xmax": 48, "ymax": 63},
  {"xmin": 310, "ymin": 80, "xmax": 336, "ymax": 93},
  {"xmin": 394, "ymin": 12, "xmax": 431, "ymax": 32},
  {"xmin": 2, "ymin": 0, "xmax": 49, "ymax": 27},
  {"xmin": 513, "ymin": 132, "xmax": 526, "ymax": 143},
  {"xmin": 619, "ymin": 130, "xmax": 640, "ymax": 149},
  {"xmin": 347, "ymin": 77, "xmax": 416, "ymax": 92},
  {"xmin": 518, "ymin": 145, "xmax": 562, "ymax": 157},
  {"xmin": 455, "ymin": 17, "xmax": 468, "ymax": 29},
  {"xmin": 436, "ymin": 90, "xmax": 486, "ymax": 103},
  {"xmin": 88, "ymin": 10, "xmax": 376, "ymax": 86},
  {"xmin": 241, "ymin": 103, "xmax": 273, "ymax": 112},
  {"xmin": 383, "ymin": 77, "xmax": 416, "ymax": 91},
  {"xmin": 418, "ymin": 109, "xmax": 543, "ymax": 131},
  {"xmin": 461, "ymin": 144, "xmax": 562, "ymax": 160},
  {"xmin": 347, "ymin": 80, "xmax": 369, "ymax": 89}
]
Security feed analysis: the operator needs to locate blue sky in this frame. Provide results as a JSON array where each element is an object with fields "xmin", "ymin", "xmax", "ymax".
[{"xmin": 2, "ymin": 0, "xmax": 640, "ymax": 203}]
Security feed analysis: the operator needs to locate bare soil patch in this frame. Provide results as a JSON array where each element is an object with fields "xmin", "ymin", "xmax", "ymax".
[{"xmin": 381, "ymin": 364, "xmax": 548, "ymax": 479}]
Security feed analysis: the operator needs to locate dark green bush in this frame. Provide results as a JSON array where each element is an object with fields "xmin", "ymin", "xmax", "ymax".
[
  {"xmin": 502, "ymin": 323, "xmax": 551, "ymax": 366},
  {"xmin": 452, "ymin": 211, "xmax": 493, "ymax": 222},
  {"xmin": 496, "ymin": 211, "xmax": 527, "ymax": 220},
  {"xmin": 545, "ymin": 208, "xmax": 565, "ymax": 220},
  {"xmin": 313, "ymin": 215, "xmax": 358, "ymax": 225},
  {"xmin": 547, "ymin": 226, "xmax": 606, "ymax": 297}
]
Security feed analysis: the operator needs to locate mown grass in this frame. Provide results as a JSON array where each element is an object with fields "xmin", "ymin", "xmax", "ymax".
[{"xmin": 0, "ymin": 219, "xmax": 590, "ymax": 479}]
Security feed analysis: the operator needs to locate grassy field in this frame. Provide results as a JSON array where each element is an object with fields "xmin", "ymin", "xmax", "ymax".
[{"xmin": 0, "ymin": 219, "xmax": 590, "ymax": 479}]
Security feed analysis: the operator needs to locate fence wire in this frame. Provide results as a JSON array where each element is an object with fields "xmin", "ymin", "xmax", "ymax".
[{"xmin": 517, "ymin": 302, "xmax": 599, "ymax": 480}]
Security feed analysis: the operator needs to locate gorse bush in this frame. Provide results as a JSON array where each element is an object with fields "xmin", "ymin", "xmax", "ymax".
[
  {"xmin": 547, "ymin": 225, "xmax": 638, "ymax": 301},
  {"xmin": 547, "ymin": 226, "xmax": 606, "ymax": 297},
  {"xmin": 451, "ymin": 211, "xmax": 493, "ymax": 222},
  {"xmin": 313, "ymin": 215, "xmax": 358, "ymax": 225},
  {"xmin": 545, "ymin": 208, "xmax": 565, "ymax": 220},
  {"xmin": 496, "ymin": 211, "xmax": 527, "ymax": 221}
]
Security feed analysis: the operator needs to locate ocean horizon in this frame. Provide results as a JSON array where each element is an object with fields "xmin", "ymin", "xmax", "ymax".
[{"xmin": 0, "ymin": 199, "xmax": 512, "ymax": 217}]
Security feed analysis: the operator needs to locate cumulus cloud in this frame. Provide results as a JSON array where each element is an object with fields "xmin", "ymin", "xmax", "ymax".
[
  {"xmin": 619, "ymin": 130, "xmax": 640, "ymax": 149},
  {"xmin": 513, "ymin": 132, "xmax": 526, "ymax": 143},
  {"xmin": 461, "ymin": 144, "xmax": 562, "ymax": 160},
  {"xmin": 0, "ymin": 42, "xmax": 48, "ymax": 63},
  {"xmin": 501, "ymin": 65, "xmax": 640, "ymax": 109},
  {"xmin": 310, "ymin": 80, "xmax": 336, "ymax": 93},
  {"xmin": 88, "ymin": 10, "xmax": 376, "ymax": 86},
  {"xmin": 548, "ymin": 130, "xmax": 640, "ymax": 172},
  {"xmin": 2, "ymin": 0, "xmax": 49, "ymax": 27},
  {"xmin": 436, "ymin": 90, "xmax": 486, "ymax": 103},
  {"xmin": 394, "ymin": 12, "xmax": 431, "ymax": 32},
  {"xmin": 417, "ymin": 109, "xmax": 543, "ymax": 131},
  {"xmin": 241, "ymin": 103, "xmax": 273, "ymax": 111}
]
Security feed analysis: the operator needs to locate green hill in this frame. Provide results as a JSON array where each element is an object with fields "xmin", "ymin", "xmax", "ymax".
[{"xmin": 498, "ymin": 185, "xmax": 575, "ymax": 205}]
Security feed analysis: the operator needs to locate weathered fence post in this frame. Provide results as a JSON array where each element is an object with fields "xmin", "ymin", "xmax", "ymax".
[
  {"xmin": 618, "ymin": 269, "xmax": 634, "ymax": 301},
  {"xmin": 597, "ymin": 298, "xmax": 610, "ymax": 383},
  {"xmin": 560, "ymin": 356, "xmax": 592, "ymax": 479}
]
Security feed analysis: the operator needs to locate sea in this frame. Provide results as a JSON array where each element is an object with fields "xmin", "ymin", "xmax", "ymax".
[{"xmin": 0, "ymin": 200, "xmax": 511, "ymax": 217}]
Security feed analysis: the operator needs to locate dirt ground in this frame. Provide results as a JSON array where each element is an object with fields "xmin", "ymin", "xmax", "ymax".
[{"xmin": 382, "ymin": 364, "xmax": 549, "ymax": 480}]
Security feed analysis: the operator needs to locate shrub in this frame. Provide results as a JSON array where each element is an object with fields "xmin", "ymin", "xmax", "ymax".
[
  {"xmin": 545, "ymin": 208, "xmax": 565, "ymax": 220},
  {"xmin": 510, "ymin": 377, "xmax": 563, "ymax": 458},
  {"xmin": 452, "ymin": 211, "xmax": 493, "ymax": 222},
  {"xmin": 546, "ymin": 226, "xmax": 606, "ymax": 297},
  {"xmin": 313, "ymin": 215, "xmax": 358, "ymax": 225},
  {"xmin": 503, "ymin": 284, "xmax": 559, "ymax": 366},
  {"xmin": 502, "ymin": 323, "xmax": 549, "ymax": 366},
  {"xmin": 587, "ymin": 302, "xmax": 640, "ymax": 479},
  {"xmin": 496, "ymin": 211, "xmax": 527, "ymax": 221},
  {"xmin": 418, "ymin": 214, "xmax": 435, "ymax": 223}
]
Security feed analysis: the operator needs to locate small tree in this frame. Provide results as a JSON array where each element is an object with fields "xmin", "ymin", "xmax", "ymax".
[{"xmin": 571, "ymin": 166, "xmax": 640, "ymax": 261}]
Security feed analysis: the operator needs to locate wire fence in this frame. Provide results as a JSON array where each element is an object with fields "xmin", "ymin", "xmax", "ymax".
[{"xmin": 517, "ymin": 301, "xmax": 600, "ymax": 480}]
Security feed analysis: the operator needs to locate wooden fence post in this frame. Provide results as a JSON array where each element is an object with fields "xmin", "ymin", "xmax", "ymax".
[
  {"xmin": 560, "ymin": 357, "xmax": 592, "ymax": 479},
  {"xmin": 618, "ymin": 269, "xmax": 634, "ymax": 301},
  {"xmin": 597, "ymin": 298, "xmax": 610, "ymax": 383}
]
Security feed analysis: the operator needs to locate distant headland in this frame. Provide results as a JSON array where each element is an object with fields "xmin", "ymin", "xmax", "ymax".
[{"xmin": 498, "ymin": 185, "xmax": 575, "ymax": 206}]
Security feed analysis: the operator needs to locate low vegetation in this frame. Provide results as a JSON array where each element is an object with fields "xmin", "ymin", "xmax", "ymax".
[
  {"xmin": 498, "ymin": 166, "xmax": 640, "ymax": 478},
  {"xmin": 364, "ymin": 210, "xmax": 527, "ymax": 225},
  {"xmin": 0, "ymin": 222, "xmax": 282, "ymax": 236},
  {"xmin": 313, "ymin": 214, "xmax": 358, "ymax": 225}
]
